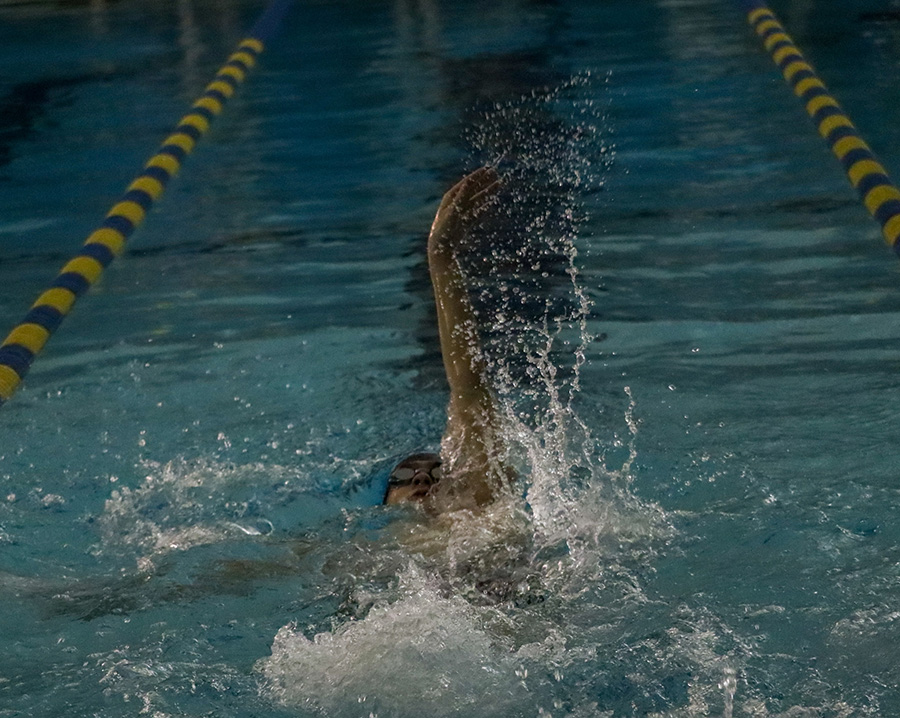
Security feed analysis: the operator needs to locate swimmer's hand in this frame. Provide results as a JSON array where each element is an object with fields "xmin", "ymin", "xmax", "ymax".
[{"xmin": 428, "ymin": 166, "xmax": 501, "ymax": 257}]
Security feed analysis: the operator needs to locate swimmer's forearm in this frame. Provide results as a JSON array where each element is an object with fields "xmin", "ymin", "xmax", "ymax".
[
  {"xmin": 427, "ymin": 167, "xmax": 500, "ymax": 402},
  {"xmin": 430, "ymin": 259, "xmax": 489, "ymax": 400}
]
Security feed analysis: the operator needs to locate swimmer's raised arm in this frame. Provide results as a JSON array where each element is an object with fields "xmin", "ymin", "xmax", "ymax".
[
  {"xmin": 428, "ymin": 168, "xmax": 499, "ymax": 414},
  {"xmin": 427, "ymin": 167, "xmax": 512, "ymax": 509}
]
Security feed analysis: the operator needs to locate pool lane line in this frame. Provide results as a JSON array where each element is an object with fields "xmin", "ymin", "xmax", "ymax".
[
  {"xmin": 737, "ymin": 0, "xmax": 900, "ymax": 256},
  {"xmin": 0, "ymin": 0, "xmax": 294, "ymax": 407}
]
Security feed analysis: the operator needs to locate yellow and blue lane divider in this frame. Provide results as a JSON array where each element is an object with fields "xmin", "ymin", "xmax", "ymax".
[
  {"xmin": 737, "ymin": 0, "xmax": 900, "ymax": 256},
  {"xmin": 0, "ymin": 0, "xmax": 294, "ymax": 407}
]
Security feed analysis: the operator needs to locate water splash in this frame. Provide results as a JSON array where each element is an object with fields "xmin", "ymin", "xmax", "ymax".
[
  {"xmin": 258, "ymin": 564, "xmax": 537, "ymax": 718},
  {"xmin": 256, "ymin": 76, "xmax": 706, "ymax": 717},
  {"xmin": 464, "ymin": 71, "xmax": 611, "ymax": 411},
  {"xmin": 255, "ymin": 72, "xmax": 861, "ymax": 718},
  {"xmin": 94, "ymin": 458, "xmax": 298, "ymax": 571},
  {"xmin": 720, "ymin": 666, "xmax": 738, "ymax": 718},
  {"xmin": 463, "ymin": 73, "xmax": 667, "ymax": 571}
]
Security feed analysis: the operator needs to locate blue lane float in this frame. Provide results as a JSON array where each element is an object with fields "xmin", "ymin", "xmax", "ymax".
[
  {"xmin": 737, "ymin": 0, "xmax": 900, "ymax": 256},
  {"xmin": 0, "ymin": 0, "xmax": 295, "ymax": 406}
]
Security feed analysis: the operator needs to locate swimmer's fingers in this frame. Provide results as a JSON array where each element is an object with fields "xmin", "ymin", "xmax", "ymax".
[
  {"xmin": 435, "ymin": 169, "xmax": 488, "ymax": 219},
  {"xmin": 436, "ymin": 180, "xmax": 466, "ymax": 216},
  {"xmin": 448, "ymin": 167, "xmax": 502, "ymax": 220},
  {"xmin": 457, "ymin": 167, "xmax": 499, "ymax": 204},
  {"xmin": 467, "ymin": 178, "xmax": 502, "ymax": 218},
  {"xmin": 430, "ymin": 167, "xmax": 502, "ymax": 251}
]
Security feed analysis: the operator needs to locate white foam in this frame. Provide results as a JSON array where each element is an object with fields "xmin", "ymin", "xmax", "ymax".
[
  {"xmin": 95, "ymin": 457, "xmax": 304, "ymax": 569},
  {"xmin": 257, "ymin": 566, "xmax": 538, "ymax": 717}
]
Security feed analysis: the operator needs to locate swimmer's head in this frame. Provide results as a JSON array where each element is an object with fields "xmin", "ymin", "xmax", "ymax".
[{"xmin": 383, "ymin": 452, "xmax": 442, "ymax": 505}]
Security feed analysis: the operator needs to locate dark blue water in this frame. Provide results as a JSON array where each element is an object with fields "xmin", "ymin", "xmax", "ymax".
[{"xmin": 2, "ymin": 0, "xmax": 900, "ymax": 716}]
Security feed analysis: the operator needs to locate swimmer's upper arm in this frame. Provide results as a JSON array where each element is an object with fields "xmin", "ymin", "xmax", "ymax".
[{"xmin": 427, "ymin": 168, "xmax": 510, "ymax": 506}]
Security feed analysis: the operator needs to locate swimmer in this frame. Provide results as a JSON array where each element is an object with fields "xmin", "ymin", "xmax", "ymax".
[{"xmin": 384, "ymin": 167, "xmax": 515, "ymax": 513}]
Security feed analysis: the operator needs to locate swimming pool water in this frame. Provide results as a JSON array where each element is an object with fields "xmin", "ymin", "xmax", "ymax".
[{"xmin": 2, "ymin": 0, "xmax": 900, "ymax": 716}]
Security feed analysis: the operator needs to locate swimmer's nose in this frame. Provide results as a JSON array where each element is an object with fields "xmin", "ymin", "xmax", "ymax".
[{"xmin": 412, "ymin": 470, "xmax": 436, "ymax": 487}]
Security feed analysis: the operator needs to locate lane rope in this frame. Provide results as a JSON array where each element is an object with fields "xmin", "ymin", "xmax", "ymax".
[
  {"xmin": 0, "ymin": 0, "xmax": 294, "ymax": 406},
  {"xmin": 737, "ymin": 0, "xmax": 900, "ymax": 256}
]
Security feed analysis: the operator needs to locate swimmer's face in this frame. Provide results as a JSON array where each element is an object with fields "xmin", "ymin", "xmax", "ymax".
[{"xmin": 383, "ymin": 453, "xmax": 442, "ymax": 505}]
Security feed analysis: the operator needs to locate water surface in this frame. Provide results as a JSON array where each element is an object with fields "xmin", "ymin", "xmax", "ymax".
[{"xmin": 2, "ymin": 0, "xmax": 900, "ymax": 716}]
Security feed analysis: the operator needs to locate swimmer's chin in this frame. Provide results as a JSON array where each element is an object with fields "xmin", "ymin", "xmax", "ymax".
[
  {"xmin": 386, "ymin": 482, "xmax": 508, "ymax": 517},
  {"xmin": 424, "ymin": 485, "xmax": 497, "ymax": 516},
  {"xmin": 384, "ymin": 489, "xmax": 440, "ymax": 515},
  {"xmin": 389, "ymin": 488, "xmax": 474, "ymax": 519}
]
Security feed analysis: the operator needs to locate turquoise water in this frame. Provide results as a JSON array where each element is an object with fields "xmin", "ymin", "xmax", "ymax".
[{"xmin": 3, "ymin": 0, "xmax": 900, "ymax": 716}]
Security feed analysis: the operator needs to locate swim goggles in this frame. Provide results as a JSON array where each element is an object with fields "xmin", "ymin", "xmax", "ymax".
[{"xmin": 388, "ymin": 463, "xmax": 443, "ymax": 487}]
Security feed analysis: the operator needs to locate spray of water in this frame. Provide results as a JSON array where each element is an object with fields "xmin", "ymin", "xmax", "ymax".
[
  {"xmin": 255, "ymin": 76, "xmax": 700, "ymax": 717},
  {"xmin": 95, "ymin": 458, "xmax": 291, "ymax": 572},
  {"xmin": 460, "ymin": 73, "xmax": 668, "ymax": 569}
]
